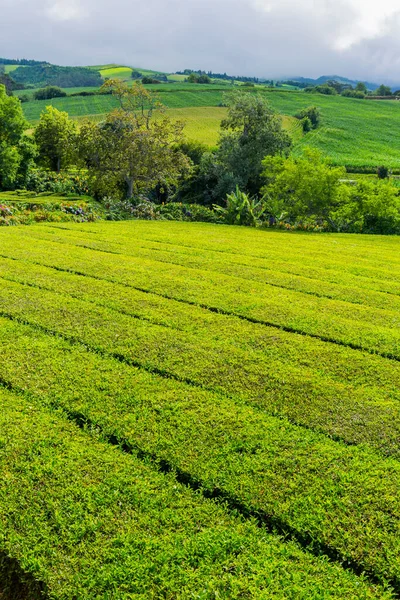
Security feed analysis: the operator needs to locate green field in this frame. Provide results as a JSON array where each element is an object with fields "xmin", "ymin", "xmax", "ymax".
[
  {"xmin": 21, "ymin": 86, "xmax": 400, "ymax": 168},
  {"xmin": 1, "ymin": 220, "xmax": 400, "ymax": 596}
]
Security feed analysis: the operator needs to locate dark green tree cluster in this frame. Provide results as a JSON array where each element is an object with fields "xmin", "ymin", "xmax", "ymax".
[
  {"xmin": 295, "ymin": 106, "xmax": 320, "ymax": 132},
  {"xmin": 34, "ymin": 86, "xmax": 67, "ymax": 100},
  {"xmin": 374, "ymin": 84, "xmax": 392, "ymax": 97},
  {"xmin": 11, "ymin": 64, "xmax": 102, "ymax": 88},
  {"xmin": 187, "ymin": 73, "xmax": 211, "ymax": 84}
]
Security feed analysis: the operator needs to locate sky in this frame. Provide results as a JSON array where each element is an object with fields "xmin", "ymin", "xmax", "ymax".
[{"xmin": 2, "ymin": 0, "xmax": 400, "ymax": 83}]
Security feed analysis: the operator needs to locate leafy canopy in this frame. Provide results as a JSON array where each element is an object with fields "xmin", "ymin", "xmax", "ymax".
[
  {"xmin": 0, "ymin": 84, "xmax": 35, "ymax": 189},
  {"xmin": 216, "ymin": 90, "xmax": 292, "ymax": 197},
  {"xmin": 80, "ymin": 80, "xmax": 190, "ymax": 199},
  {"xmin": 34, "ymin": 106, "xmax": 78, "ymax": 172}
]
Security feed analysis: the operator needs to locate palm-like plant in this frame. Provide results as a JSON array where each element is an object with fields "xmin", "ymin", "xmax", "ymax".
[{"xmin": 214, "ymin": 186, "xmax": 266, "ymax": 227}]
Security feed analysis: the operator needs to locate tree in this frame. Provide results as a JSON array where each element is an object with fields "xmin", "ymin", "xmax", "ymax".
[
  {"xmin": 79, "ymin": 80, "xmax": 190, "ymax": 199},
  {"xmin": 34, "ymin": 106, "xmax": 77, "ymax": 172},
  {"xmin": 261, "ymin": 148, "xmax": 346, "ymax": 227},
  {"xmin": 100, "ymin": 79, "xmax": 163, "ymax": 126},
  {"xmin": 375, "ymin": 84, "xmax": 392, "ymax": 96},
  {"xmin": 187, "ymin": 73, "xmax": 211, "ymax": 84},
  {"xmin": 214, "ymin": 90, "xmax": 292, "ymax": 198},
  {"xmin": 355, "ymin": 82, "xmax": 368, "ymax": 94},
  {"xmin": 0, "ymin": 84, "xmax": 35, "ymax": 189}
]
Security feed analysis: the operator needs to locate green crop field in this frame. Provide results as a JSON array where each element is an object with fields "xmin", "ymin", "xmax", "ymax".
[{"xmin": 1, "ymin": 219, "xmax": 400, "ymax": 597}]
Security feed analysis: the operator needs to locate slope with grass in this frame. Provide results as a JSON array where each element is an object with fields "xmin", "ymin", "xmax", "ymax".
[{"xmin": 1, "ymin": 220, "xmax": 400, "ymax": 597}]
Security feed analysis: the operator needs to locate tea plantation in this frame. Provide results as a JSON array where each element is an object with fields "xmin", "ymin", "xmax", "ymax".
[{"xmin": 1, "ymin": 220, "xmax": 400, "ymax": 597}]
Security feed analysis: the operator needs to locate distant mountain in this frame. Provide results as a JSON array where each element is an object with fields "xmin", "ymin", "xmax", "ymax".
[{"xmin": 283, "ymin": 75, "xmax": 380, "ymax": 91}]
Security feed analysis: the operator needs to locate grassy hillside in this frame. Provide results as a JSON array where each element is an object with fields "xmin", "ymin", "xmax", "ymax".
[
  {"xmin": 1, "ymin": 220, "xmax": 400, "ymax": 596},
  {"xmin": 21, "ymin": 85, "xmax": 400, "ymax": 168}
]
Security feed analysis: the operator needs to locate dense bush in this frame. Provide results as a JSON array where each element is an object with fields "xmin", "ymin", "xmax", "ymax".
[
  {"xmin": 25, "ymin": 170, "xmax": 90, "ymax": 195},
  {"xmin": 0, "ymin": 196, "xmax": 98, "ymax": 226},
  {"xmin": 295, "ymin": 106, "xmax": 320, "ymax": 129},
  {"xmin": 34, "ymin": 86, "xmax": 66, "ymax": 100},
  {"xmin": 305, "ymin": 84, "xmax": 337, "ymax": 95},
  {"xmin": 377, "ymin": 165, "xmax": 389, "ymax": 179},
  {"xmin": 341, "ymin": 89, "xmax": 366, "ymax": 99},
  {"xmin": 262, "ymin": 148, "xmax": 400, "ymax": 233}
]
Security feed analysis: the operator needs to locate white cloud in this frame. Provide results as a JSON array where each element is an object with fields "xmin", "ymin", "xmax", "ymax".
[
  {"xmin": 2, "ymin": 0, "xmax": 400, "ymax": 84},
  {"xmin": 47, "ymin": 0, "xmax": 86, "ymax": 21},
  {"xmin": 253, "ymin": 0, "xmax": 400, "ymax": 50}
]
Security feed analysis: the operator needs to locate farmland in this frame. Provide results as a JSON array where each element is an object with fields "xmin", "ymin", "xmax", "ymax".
[
  {"xmin": 1, "ymin": 219, "xmax": 400, "ymax": 597},
  {"xmin": 20, "ymin": 85, "xmax": 400, "ymax": 168}
]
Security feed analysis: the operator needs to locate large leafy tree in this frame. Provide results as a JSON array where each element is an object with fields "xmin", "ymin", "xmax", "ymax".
[
  {"xmin": 79, "ymin": 81, "xmax": 190, "ymax": 199},
  {"xmin": 34, "ymin": 106, "xmax": 78, "ymax": 172},
  {"xmin": 216, "ymin": 91, "xmax": 291, "ymax": 199},
  {"xmin": 0, "ymin": 84, "xmax": 36, "ymax": 190}
]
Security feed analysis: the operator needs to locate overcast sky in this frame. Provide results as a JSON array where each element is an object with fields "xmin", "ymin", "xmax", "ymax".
[{"xmin": 2, "ymin": 0, "xmax": 400, "ymax": 83}]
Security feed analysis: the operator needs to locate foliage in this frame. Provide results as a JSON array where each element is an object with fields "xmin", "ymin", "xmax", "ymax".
[
  {"xmin": 79, "ymin": 81, "xmax": 190, "ymax": 199},
  {"xmin": 374, "ymin": 84, "xmax": 392, "ymax": 96},
  {"xmin": 34, "ymin": 86, "xmax": 67, "ymax": 100},
  {"xmin": 158, "ymin": 202, "xmax": 221, "ymax": 222},
  {"xmin": 34, "ymin": 106, "xmax": 78, "ymax": 172},
  {"xmin": 262, "ymin": 148, "xmax": 347, "ymax": 226},
  {"xmin": 341, "ymin": 89, "xmax": 366, "ymax": 99},
  {"xmin": 355, "ymin": 82, "xmax": 368, "ymax": 93},
  {"xmin": 0, "ymin": 72, "xmax": 24, "ymax": 94},
  {"xmin": 214, "ymin": 186, "xmax": 266, "ymax": 226},
  {"xmin": 187, "ymin": 73, "xmax": 211, "ymax": 84},
  {"xmin": 0, "ymin": 84, "xmax": 34, "ymax": 189},
  {"xmin": 0, "ymin": 192, "xmax": 99, "ymax": 226},
  {"xmin": 377, "ymin": 165, "xmax": 389, "ymax": 179},
  {"xmin": 294, "ymin": 106, "xmax": 320, "ymax": 129},
  {"xmin": 301, "ymin": 116, "xmax": 312, "ymax": 132},
  {"xmin": 25, "ymin": 169, "xmax": 90, "ymax": 194},
  {"xmin": 212, "ymin": 90, "xmax": 292, "ymax": 199},
  {"xmin": 262, "ymin": 148, "xmax": 400, "ymax": 233},
  {"xmin": 176, "ymin": 139, "xmax": 209, "ymax": 165},
  {"xmin": 305, "ymin": 84, "xmax": 338, "ymax": 95}
]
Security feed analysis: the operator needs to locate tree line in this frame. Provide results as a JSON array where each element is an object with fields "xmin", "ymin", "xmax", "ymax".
[{"xmin": 1, "ymin": 80, "xmax": 400, "ymax": 234}]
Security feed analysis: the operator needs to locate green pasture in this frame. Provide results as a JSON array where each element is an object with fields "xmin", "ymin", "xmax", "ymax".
[
  {"xmin": 1, "ymin": 220, "xmax": 400, "ymax": 596},
  {"xmin": 99, "ymin": 65, "xmax": 133, "ymax": 80},
  {"xmin": 3, "ymin": 64, "xmax": 19, "ymax": 74}
]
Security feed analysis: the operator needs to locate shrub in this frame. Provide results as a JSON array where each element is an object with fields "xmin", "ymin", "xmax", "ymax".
[
  {"xmin": 295, "ymin": 106, "xmax": 320, "ymax": 129},
  {"xmin": 25, "ymin": 170, "xmax": 90, "ymax": 195},
  {"xmin": 377, "ymin": 165, "xmax": 389, "ymax": 179},
  {"xmin": 301, "ymin": 117, "xmax": 312, "ymax": 133},
  {"xmin": 34, "ymin": 86, "xmax": 67, "ymax": 100},
  {"xmin": 214, "ymin": 186, "xmax": 266, "ymax": 226}
]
